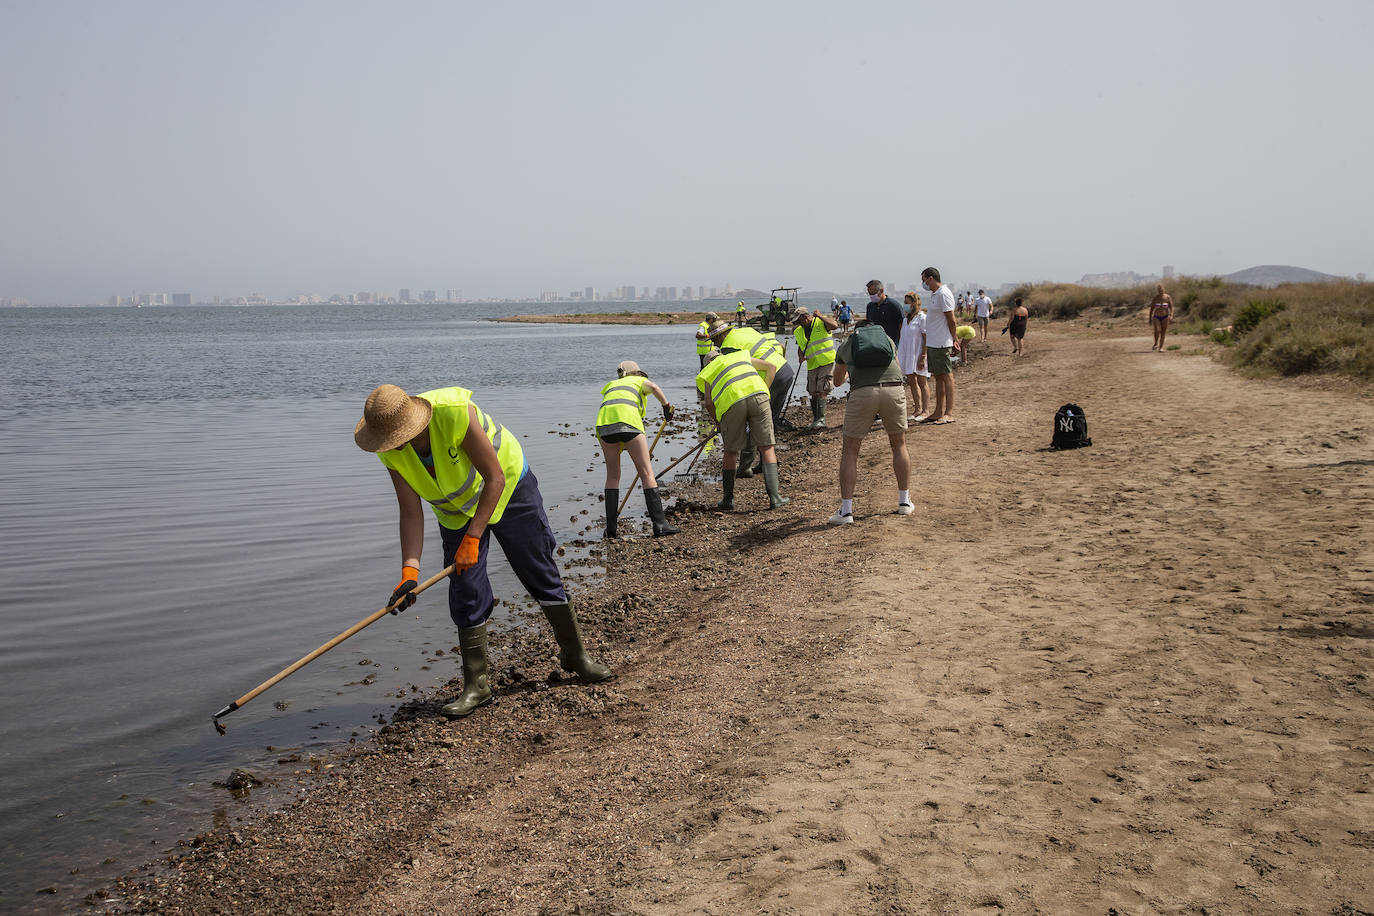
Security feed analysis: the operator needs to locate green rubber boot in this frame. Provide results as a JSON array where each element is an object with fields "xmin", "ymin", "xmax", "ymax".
[
  {"xmin": 808, "ymin": 399, "xmax": 826, "ymax": 429},
  {"xmin": 542, "ymin": 602, "xmax": 612, "ymax": 682},
  {"xmin": 440, "ymin": 623, "xmax": 494, "ymax": 718},
  {"xmin": 762, "ymin": 462, "xmax": 790, "ymax": 509},
  {"xmin": 603, "ymin": 488, "xmax": 618, "ymax": 538},
  {"xmin": 735, "ymin": 445, "xmax": 756, "ymax": 478},
  {"xmin": 717, "ymin": 469, "xmax": 736, "ymax": 511}
]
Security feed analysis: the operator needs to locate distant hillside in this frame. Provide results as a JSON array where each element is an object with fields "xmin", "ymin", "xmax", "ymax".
[{"xmin": 1222, "ymin": 265, "xmax": 1339, "ymax": 287}]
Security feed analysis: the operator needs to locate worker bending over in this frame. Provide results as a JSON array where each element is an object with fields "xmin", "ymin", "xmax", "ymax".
[
  {"xmin": 696, "ymin": 349, "xmax": 790, "ymax": 511},
  {"xmin": 355, "ymin": 384, "xmax": 611, "ymax": 720},
  {"xmin": 595, "ymin": 360, "xmax": 680, "ymax": 539},
  {"xmin": 707, "ymin": 318, "xmax": 794, "ymax": 475}
]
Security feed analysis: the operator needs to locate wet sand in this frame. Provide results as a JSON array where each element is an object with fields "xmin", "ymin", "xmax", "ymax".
[{"xmin": 106, "ymin": 330, "xmax": 1374, "ymax": 915}]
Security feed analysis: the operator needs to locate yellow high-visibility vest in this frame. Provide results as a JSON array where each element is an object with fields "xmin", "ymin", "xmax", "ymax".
[
  {"xmin": 696, "ymin": 321, "xmax": 712, "ymax": 356},
  {"xmin": 719, "ymin": 327, "xmax": 785, "ymax": 373},
  {"xmin": 695, "ymin": 352, "xmax": 768, "ymax": 420},
  {"xmin": 377, "ymin": 387, "xmax": 525, "ymax": 529},
  {"xmin": 596, "ymin": 376, "xmax": 648, "ymax": 432},
  {"xmin": 794, "ymin": 318, "xmax": 837, "ymax": 369}
]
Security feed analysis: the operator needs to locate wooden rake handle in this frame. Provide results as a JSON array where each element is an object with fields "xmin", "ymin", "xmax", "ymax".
[{"xmin": 212, "ymin": 564, "xmax": 456, "ymax": 733}]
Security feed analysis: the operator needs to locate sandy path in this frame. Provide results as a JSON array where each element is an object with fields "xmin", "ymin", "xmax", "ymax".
[
  {"xmin": 115, "ymin": 331, "xmax": 1374, "ymax": 915},
  {"xmin": 616, "ymin": 336, "xmax": 1374, "ymax": 914}
]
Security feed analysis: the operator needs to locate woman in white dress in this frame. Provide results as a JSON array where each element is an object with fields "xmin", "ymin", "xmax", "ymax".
[{"xmin": 898, "ymin": 292, "xmax": 931, "ymax": 422}]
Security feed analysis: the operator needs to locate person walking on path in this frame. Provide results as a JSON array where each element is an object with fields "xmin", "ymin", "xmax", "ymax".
[
  {"xmin": 355, "ymin": 383, "xmax": 611, "ymax": 720},
  {"xmin": 696, "ymin": 349, "xmax": 790, "ymax": 511},
  {"xmin": 837, "ymin": 299, "xmax": 852, "ymax": 332},
  {"xmin": 827, "ymin": 319, "xmax": 913, "ymax": 525},
  {"xmin": 865, "ymin": 280, "xmax": 903, "ymax": 344},
  {"xmin": 791, "ymin": 306, "xmax": 839, "ymax": 429},
  {"xmin": 918, "ymin": 267, "xmax": 960, "ymax": 425},
  {"xmin": 596, "ymin": 361, "xmax": 680, "ymax": 539},
  {"xmin": 974, "ymin": 289, "xmax": 993, "ymax": 341},
  {"xmin": 1005, "ymin": 297, "xmax": 1029, "ymax": 355},
  {"xmin": 707, "ymin": 318, "xmax": 794, "ymax": 474},
  {"xmin": 898, "ymin": 292, "xmax": 931, "ymax": 422},
  {"xmin": 1149, "ymin": 284, "xmax": 1174, "ymax": 351}
]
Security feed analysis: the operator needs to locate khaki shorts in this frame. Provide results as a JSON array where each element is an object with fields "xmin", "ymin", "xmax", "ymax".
[
  {"xmin": 807, "ymin": 364, "xmax": 835, "ymax": 397},
  {"xmin": 843, "ymin": 384, "xmax": 908, "ymax": 438},
  {"xmin": 719, "ymin": 392, "xmax": 774, "ymax": 452},
  {"xmin": 927, "ymin": 346, "xmax": 954, "ymax": 376}
]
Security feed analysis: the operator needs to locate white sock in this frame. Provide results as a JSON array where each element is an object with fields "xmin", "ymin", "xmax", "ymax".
[
  {"xmin": 898, "ymin": 490, "xmax": 910, "ymax": 505},
  {"xmin": 840, "ymin": 498, "xmax": 853, "ymax": 515}
]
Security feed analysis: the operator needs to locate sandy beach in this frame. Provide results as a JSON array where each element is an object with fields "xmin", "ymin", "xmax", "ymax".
[{"xmin": 106, "ymin": 330, "xmax": 1374, "ymax": 915}]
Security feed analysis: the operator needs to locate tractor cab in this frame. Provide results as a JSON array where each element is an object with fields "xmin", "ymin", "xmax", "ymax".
[{"xmin": 747, "ymin": 286, "xmax": 801, "ymax": 334}]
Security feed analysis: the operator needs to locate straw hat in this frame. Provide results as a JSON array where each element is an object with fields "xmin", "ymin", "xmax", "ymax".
[
  {"xmin": 705, "ymin": 311, "xmax": 719, "ymax": 321},
  {"xmin": 354, "ymin": 384, "xmax": 432, "ymax": 452},
  {"xmin": 706, "ymin": 318, "xmax": 731, "ymax": 340},
  {"xmin": 616, "ymin": 360, "xmax": 641, "ymax": 377},
  {"xmin": 791, "ymin": 306, "xmax": 810, "ymax": 324}
]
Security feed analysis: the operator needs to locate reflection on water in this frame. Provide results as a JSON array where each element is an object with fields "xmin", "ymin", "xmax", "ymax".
[{"xmin": 0, "ymin": 304, "xmax": 727, "ymax": 912}]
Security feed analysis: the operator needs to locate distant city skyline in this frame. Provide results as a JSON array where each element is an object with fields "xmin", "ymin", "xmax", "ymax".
[{"xmin": 4, "ymin": 4, "xmax": 1372, "ymax": 304}]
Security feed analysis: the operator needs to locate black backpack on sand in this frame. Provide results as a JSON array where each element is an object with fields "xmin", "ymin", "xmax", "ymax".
[
  {"xmin": 1050, "ymin": 403, "xmax": 1092, "ymax": 450},
  {"xmin": 849, "ymin": 323, "xmax": 895, "ymax": 367}
]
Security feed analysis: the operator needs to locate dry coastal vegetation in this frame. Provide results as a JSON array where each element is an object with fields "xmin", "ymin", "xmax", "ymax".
[
  {"xmin": 101, "ymin": 282, "xmax": 1374, "ymax": 914},
  {"xmin": 1009, "ymin": 277, "xmax": 1374, "ymax": 380}
]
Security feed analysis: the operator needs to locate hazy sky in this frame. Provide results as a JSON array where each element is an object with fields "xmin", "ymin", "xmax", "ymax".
[{"xmin": 3, "ymin": 1, "xmax": 1371, "ymax": 302}]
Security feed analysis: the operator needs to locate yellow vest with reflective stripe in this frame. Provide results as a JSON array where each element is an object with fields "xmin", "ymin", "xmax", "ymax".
[
  {"xmin": 695, "ymin": 321, "xmax": 711, "ymax": 355},
  {"xmin": 794, "ymin": 318, "xmax": 837, "ymax": 369},
  {"xmin": 719, "ymin": 327, "xmax": 786, "ymax": 372},
  {"xmin": 596, "ymin": 376, "xmax": 648, "ymax": 432},
  {"xmin": 377, "ymin": 387, "xmax": 524, "ymax": 530},
  {"xmin": 696, "ymin": 352, "xmax": 768, "ymax": 420}
]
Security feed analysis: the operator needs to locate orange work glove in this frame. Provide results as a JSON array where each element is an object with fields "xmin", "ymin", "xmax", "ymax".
[
  {"xmin": 388, "ymin": 565, "xmax": 419, "ymax": 615},
  {"xmin": 453, "ymin": 534, "xmax": 481, "ymax": 573}
]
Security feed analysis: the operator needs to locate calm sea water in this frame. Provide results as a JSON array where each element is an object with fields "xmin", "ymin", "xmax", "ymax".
[{"xmin": 0, "ymin": 302, "xmax": 717, "ymax": 912}]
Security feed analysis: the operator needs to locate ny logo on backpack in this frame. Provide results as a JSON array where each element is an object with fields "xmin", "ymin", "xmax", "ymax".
[{"xmin": 1050, "ymin": 403, "xmax": 1092, "ymax": 450}]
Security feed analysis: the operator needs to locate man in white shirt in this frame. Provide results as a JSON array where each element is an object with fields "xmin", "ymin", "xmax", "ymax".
[
  {"xmin": 974, "ymin": 289, "xmax": 993, "ymax": 340},
  {"xmin": 917, "ymin": 267, "xmax": 960, "ymax": 425}
]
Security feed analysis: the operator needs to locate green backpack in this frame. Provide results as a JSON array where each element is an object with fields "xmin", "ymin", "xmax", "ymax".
[{"xmin": 849, "ymin": 324, "xmax": 895, "ymax": 367}]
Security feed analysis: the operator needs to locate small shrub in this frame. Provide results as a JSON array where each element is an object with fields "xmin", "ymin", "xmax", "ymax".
[
  {"xmin": 1166, "ymin": 344, "xmax": 1181, "ymax": 351},
  {"xmin": 1210, "ymin": 328, "xmax": 1234, "ymax": 346},
  {"xmin": 1233, "ymin": 298, "xmax": 1286, "ymax": 335},
  {"xmin": 1265, "ymin": 337, "xmax": 1333, "ymax": 375},
  {"xmin": 1177, "ymin": 318, "xmax": 1214, "ymax": 336}
]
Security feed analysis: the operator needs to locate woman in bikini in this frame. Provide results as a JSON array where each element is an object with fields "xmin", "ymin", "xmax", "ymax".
[{"xmin": 1149, "ymin": 284, "xmax": 1174, "ymax": 351}]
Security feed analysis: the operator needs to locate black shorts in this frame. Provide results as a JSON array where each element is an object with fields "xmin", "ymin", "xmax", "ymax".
[{"xmin": 597, "ymin": 423, "xmax": 641, "ymax": 444}]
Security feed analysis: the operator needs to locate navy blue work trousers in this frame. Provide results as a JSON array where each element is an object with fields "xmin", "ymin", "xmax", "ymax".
[{"xmin": 438, "ymin": 470, "xmax": 566, "ymax": 629}]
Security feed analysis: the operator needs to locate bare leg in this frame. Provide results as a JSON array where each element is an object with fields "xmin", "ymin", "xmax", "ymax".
[
  {"xmin": 1159, "ymin": 318, "xmax": 1169, "ymax": 350},
  {"xmin": 599, "ymin": 440, "xmax": 623, "ymax": 488},
  {"xmin": 623, "ymin": 433, "xmax": 658, "ymax": 489},
  {"xmin": 915, "ymin": 375, "xmax": 929, "ymax": 416},
  {"xmin": 888, "ymin": 431, "xmax": 910, "ymax": 491},
  {"xmin": 722, "ymin": 449, "xmax": 739, "ymax": 471},
  {"xmin": 839, "ymin": 436, "xmax": 862, "ymax": 499}
]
